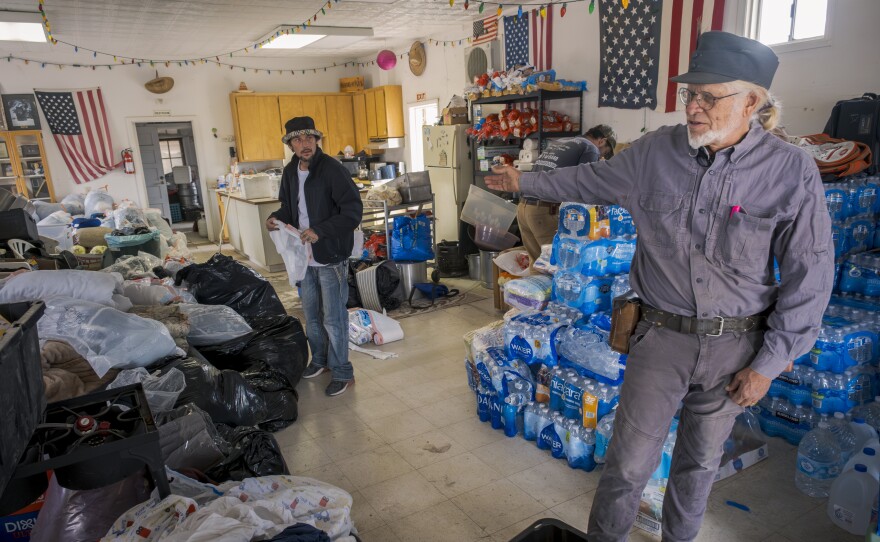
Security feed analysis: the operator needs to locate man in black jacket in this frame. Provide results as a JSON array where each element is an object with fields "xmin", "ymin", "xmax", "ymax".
[{"xmin": 267, "ymin": 116, "xmax": 363, "ymax": 396}]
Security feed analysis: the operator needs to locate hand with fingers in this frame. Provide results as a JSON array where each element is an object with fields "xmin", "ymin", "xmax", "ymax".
[
  {"xmin": 485, "ymin": 164, "xmax": 522, "ymax": 193},
  {"xmin": 301, "ymin": 228, "xmax": 320, "ymax": 244},
  {"xmin": 725, "ymin": 367, "xmax": 772, "ymax": 407},
  {"xmin": 266, "ymin": 217, "xmax": 279, "ymax": 231}
]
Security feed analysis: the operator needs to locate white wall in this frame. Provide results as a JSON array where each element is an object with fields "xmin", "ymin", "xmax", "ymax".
[
  {"xmin": 360, "ymin": 0, "xmax": 880, "ymax": 147},
  {"xmin": 0, "ymin": 57, "xmax": 357, "ymax": 238}
]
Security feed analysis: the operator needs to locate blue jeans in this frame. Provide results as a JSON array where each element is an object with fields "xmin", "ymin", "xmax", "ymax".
[{"xmin": 299, "ymin": 261, "xmax": 353, "ymax": 381}]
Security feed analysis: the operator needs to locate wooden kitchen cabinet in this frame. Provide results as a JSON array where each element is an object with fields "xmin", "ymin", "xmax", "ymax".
[
  {"xmin": 0, "ymin": 131, "xmax": 55, "ymax": 202},
  {"xmin": 352, "ymin": 92, "xmax": 369, "ymax": 153},
  {"xmin": 231, "ymin": 95, "xmax": 283, "ymax": 162},
  {"xmin": 325, "ymin": 95, "xmax": 356, "ymax": 156},
  {"xmin": 363, "ymin": 86, "xmax": 404, "ymax": 140}
]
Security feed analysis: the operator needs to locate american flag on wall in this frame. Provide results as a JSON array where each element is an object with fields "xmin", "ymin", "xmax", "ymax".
[
  {"xmin": 34, "ymin": 88, "xmax": 117, "ymax": 184},
  {"xmin": 599, "ymin": 0, "xmax": 726, "ymax": 111},
  {"xmin": 657, "ymin": 0, "xmax": 727, "ymax": 112},
  {"xmin": 472, "ymin": 14, "xmax": 498, "ymax": 45},
  {"xmin": 503, "ymin": 6, "xmax": 555, "ymax": 70}
]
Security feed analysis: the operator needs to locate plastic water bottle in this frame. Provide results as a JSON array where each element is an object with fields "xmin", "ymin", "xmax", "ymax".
[
  {"xmin": 551, "ymin": 414, "xmax": 570, "ymax": 459},
  {"xmin": 489, "ymin": 391, "xmax": 504, "ymax": 430},
  {"xmin": 523, "ymin": 402, "xmax": 539, "ymax": 441},
  {"xmin": 563, "ymin": 375, "xmax": 584, "ymax": 420},
  {"xmin": 567, "ymin": 425, "xmax": 597, "ymax": 471},
  {"xmin": 812, "ymin": 371, "xmax": 848, "ymax": 414},
  {"xmin": 827, "ymin": 463, "xmax": 879, "ymax": 535},
  {"xmin": 534, "ymin": 404, "xmax": 553, "ymax": 449},
  {"xmin": 595, "ymin": 410, "xmax": 616, "ymax": 465},
  {"xmin": 547, "ymin": 368, "xmax": 564, "ymax": 412},
  {"xmin": 827, "ymin": 412, "xmax": 858, "ymax": 462},
  {"xmin": 861, "ymin": 397, "xmax": 880, "ymax": 433},
  {"xmin": 477, "ymin": 389, "xmax": 491, "ymax": 422},
  {"xmin": 503, "ymin": 396, "xmax": 525, "ymax": 438},
  {"xmin": 850, "ymin": 417, "xmax": 880, "ymax": 451},
  {"xmin": 795, "ymin": 421, "xmax": 843, "ymax": 498},
  {"xmin": 610, "ymin": 274, "xmax": 630, "ymax": 300}
]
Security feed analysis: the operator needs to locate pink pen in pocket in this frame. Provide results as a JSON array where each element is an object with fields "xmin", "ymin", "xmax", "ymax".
[{"xmin": 729, "ymin": 205, "xmax": 744, "ymax": 218}]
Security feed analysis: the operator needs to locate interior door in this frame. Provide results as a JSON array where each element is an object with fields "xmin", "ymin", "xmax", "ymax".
[{"xmin": 136, "ymin": 124, "xmax": 171, "ymax": 221}]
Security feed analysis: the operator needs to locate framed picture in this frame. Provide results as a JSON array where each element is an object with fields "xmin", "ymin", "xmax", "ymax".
[
  {"xmin": 2, "ymin": 94, "xmax": 41, "ymax": 131},
  {"xmin": 0, "ymin": 142, "xmax": 7, "ymax": 159},
  {"xmin": 0, "ymin": 99, "xmax": 7, "ymax": 131}
]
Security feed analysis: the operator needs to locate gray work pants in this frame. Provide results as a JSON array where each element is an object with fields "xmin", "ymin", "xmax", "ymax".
[{"xmin": 587, "ymin": 320, "xmax": 763, "ymax": 542}]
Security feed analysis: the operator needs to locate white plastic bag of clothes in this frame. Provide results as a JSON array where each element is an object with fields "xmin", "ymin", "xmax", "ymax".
[
  {"xmin": 348, "ymin": 308, "xmax": 404, "ymax": 345},
  {"xmin": 269, "ymin": 223, "xmax": 309, "ymax": 284},
  {"xmin": 364, "ymin": 183, "xmax": 402, "ymax": 206},
  {"xmin": 107, "ymin": 367, "xmax": 186, "ymax": 413},
  {"xmin": 178, "ymin": 304, "xmax": 253, "ymax": 346},
  {"xmin": 61, "ymin": 192, "xmax": 86, "ymax": 216},
  {"xmin": 144, "ymin": 209, "xmax": 174, "ymax": 239},
  {"xmin": 102, "ymin": 475, "xmax": 355, "ymax": 542},
  {"xmin": 38, "ymin": 210, "xmax": 73, "ymax": 226},
  {"xmin": 33, "ymin": 200, "xmax": 64, "ymax": 220},
  {"xmin": 493, "ymin": 249, "xmax": 532, "ymax": 277},
  {"xmin": 166, "ymin": 232, "xmax": 192, "ymax": 261},
  {"xmin": 103, "ymin": 253, "xmax": 163, "ymax": 279},
  {"xmin": 122, "ymin": 280, "xmax": 184, "ymax": 306},
  {"xmin": 38, "ymin": 296, "xmax": 180, "ymax": 377},
  {"xmin": 84, "ymin": 188, "xmax": 114, "ymax": 217},
  {"xmin": 0, "ymin": 270, "xmax": 126, "ymax": 308},
  {"xmin": 503, "ymin": 275, "xmax": 554, "ymax": 311},
  {"xmin": 112, "ymin": 204, "xmax": 149, "ymax": 230}
]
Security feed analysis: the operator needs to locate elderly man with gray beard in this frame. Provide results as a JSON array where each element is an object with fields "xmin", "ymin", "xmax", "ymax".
[{"xmin": 487, "ymin": 31, "xmax": 833, "ymax": 542}]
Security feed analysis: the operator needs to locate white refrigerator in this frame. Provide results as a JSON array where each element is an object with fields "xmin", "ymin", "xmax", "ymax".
[{"xmin": 422, "ymin": 124, "xmax": 473, "ymax": 243}]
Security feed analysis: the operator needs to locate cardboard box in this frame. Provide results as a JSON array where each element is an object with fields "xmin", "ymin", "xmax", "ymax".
[
  {"xmin": 0, "ymin": 475, "xmax": 50, "ymax": 542},
  {"xmin": 339, "ymin": 76, "xmax": 364, "ymax": 93},
  {"xmin": 443, "ymin": 107, "xmax": 469, "ymax": 125}
]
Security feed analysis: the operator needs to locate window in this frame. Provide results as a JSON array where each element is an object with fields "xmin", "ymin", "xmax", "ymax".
[
  {"xmin": 747, "ymin": 0, "xmax": 829, "ymax": 47},
  {"xmin": 407, "ymin": 101, "xmax": 439, "ymax": 172},
  {"xmin": 159, "ymin": 138, "xmax": 185, "ymax": 173}
]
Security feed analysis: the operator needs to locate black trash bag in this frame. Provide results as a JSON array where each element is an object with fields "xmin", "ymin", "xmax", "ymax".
[
  {"xmin": 241, "ymin": 362, "xmax": 298, "ymax": 432},
  {"xmin": 267, "ymin": 523, "xmax": 331, "ymax": 542},
  {"xmin": 175, "ymin": 253, "xmax": 286, "ymax": 323},
  {"xmin": 376, "ymin": 261, "xmax": 402, "ymax": 310},
  {"xmin": 346, "ymin": 261, "xmax": 363, "ymax": 309},
  {"xmin": 171, "ymin": 355, "xmax": 269, "ymax": 427},
  {"xmin": 197, "ymin": 315, "xmax": 308, "ymax": 389},
  {"xmin": 206, "ymin": 424, "xmax": 289, "ymax": 482}
]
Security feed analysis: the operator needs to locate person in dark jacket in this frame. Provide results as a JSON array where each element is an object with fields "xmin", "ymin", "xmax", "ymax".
[{"xmin": 267, "ymin": 116, "xmax": 363, "ymax": 396}]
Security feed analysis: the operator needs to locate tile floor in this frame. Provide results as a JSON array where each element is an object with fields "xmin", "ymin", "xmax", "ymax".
[
  {"xmin": 269, "ymin": 290, "xmax": 863, "ymax": 542},
  {"xmin": 189, "ymin": 243, "xmax": 863, "ymax": 542}
]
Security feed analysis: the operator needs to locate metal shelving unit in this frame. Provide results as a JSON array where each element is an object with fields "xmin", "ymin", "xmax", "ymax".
[{"xmin": 361, "ymin": 196, "xmax": 437, "ymax": 259}]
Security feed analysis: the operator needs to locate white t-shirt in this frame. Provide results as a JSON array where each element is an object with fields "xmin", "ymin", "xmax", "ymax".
[{"xmin": 297, "ymin": 167, "xmax": 324, "ymax": 267}]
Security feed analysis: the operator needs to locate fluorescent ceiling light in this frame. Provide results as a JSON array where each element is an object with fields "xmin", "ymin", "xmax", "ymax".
[
  {"xmin": 0, "ymin": 12, "xmax": 47, "ymax": 43},
  {"xmin": 261, "ymin": 33, "xmax": 326, "ymax": 49},
  {"xmin": 256, "ymin": 26, "xmax": 373, "ymax": 50}
]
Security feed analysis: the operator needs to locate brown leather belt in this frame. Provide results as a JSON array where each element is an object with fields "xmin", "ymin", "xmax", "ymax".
[
  {"xmin": 522, "ymin": 198, "xmax": 559, "ymax": 214},
  {"xmin": 641, "ymin": 305, "xmax": 768, "ymax": 336}
]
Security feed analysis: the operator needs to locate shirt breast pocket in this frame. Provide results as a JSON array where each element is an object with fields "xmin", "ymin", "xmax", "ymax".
[
  {"xmin": 718, "ymin": 211, "xmax": 776, "ymax": 268},
  {"xmin": 638, "ymin": 192, "xmax": 683, "ymax": 258}
]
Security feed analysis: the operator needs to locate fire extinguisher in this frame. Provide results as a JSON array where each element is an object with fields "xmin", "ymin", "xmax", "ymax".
[{"xmin": 122, "ymin": 148, "xmax": 135, "ymax": 174}]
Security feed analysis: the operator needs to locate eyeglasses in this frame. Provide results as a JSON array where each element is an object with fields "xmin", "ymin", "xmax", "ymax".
[{"xmin": 678, "ymin": 88, "xmax": 740, "ymax": 110}]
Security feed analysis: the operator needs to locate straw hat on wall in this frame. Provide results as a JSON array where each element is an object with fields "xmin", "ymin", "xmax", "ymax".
[{"xmin": 408, "ymin": 41, "xmax": 426, "ymax": 76}]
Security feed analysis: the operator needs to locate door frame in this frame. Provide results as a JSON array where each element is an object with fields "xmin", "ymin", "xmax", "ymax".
[{"xmin": 126, "ymin": 116, "xmax": 214, "ymax": 239}]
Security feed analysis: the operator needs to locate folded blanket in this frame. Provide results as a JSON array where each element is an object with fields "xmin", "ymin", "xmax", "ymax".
[
  {"xmin": 40, "ymin": 340, "xmax": 119, "ymax": 394},
  {"xmin": 128, "ymin": 305, "xmax": 191, "ymax": 349}
]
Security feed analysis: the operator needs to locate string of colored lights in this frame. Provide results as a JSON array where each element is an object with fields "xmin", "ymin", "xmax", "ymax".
[{"xmin": 20, "ymin": 0, "xmax": 621, "ymax": 73}]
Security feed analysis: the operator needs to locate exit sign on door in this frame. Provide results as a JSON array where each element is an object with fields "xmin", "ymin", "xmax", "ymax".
[{"xmin": 416, "ymin": 93, "xmax": 426, "ymax": 101}]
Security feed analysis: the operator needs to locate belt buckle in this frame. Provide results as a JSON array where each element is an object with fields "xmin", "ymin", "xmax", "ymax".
[{"xmin": 707, "ymin": 316, "xmax": 725, "ymax": 337}]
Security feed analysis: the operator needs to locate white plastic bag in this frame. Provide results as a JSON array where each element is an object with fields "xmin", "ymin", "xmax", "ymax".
[
  {"xmin": 107, "ymin": 367, "xmax": 186, "ymax": 413},
  {"xmin": 167, "ymin": 232, "xmax": 192, "ymax": 261},
  {"xmin": 178, "ymin": 304, "xmax": 253, "ymax": 346},
  {"xmin": 38, "ymin": 296, "xmax": 180, "ymax": 377},
  {"xmin": 269, "ymin": 223, "xmax": 309, "ymax": 284},
  {"xmin": 122, "ymin": 280, "xmax": 182, "ymax": 306},
  {"xmin": 60, "ymin": 193, "xmax": 86, "ymax": 216},
  {"xmin": 84, "ymin": 188, "xmax": 114, "ymax": 217},
  {"xmin": 144, "ymin": 209, "xmax": 174, "ymax": 239},
  {"xmin": 532, "ymin": 243, "xmax": 557, "ymax": 275},
  {"xmin": 0, "ymin": 270, "xmax": 124, "ymax": 307},
  {"xmin": 112, "ymin": 205, "xmax": 148, "ymax": 230},
  {"xmin": 493, "ymin": 250, "xmax": 532, "ymax": 277},
  {"xmin": 38, "ymin": 210, "xmax": 73, "ymax": 226}
]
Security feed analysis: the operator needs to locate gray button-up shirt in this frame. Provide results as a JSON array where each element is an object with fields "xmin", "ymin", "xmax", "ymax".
[{"xmin": 519, "ymin": 122, "xmax": 834, "ymax": 379}]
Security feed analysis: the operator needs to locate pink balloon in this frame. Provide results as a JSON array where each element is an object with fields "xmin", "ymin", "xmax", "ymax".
[{"xmin": 376, "ymin": 50, "xmax": 397, "ymax": 70}]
